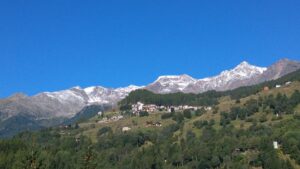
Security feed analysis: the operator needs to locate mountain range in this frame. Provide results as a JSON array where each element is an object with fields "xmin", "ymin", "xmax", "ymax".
[
  {"xmin": 146, "ymin": 59, "xmax": 300, "ymax": 93},
  {"xmin": 0, "ymin": 58, "xmax": 299, "ymax": 137}
]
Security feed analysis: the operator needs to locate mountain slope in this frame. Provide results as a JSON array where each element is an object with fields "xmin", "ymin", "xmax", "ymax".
[
  {"xmin": 0, "ymin": 114, "xmax": 43, "ymax": 138},
  {"xmin": 64, "ymin": 104, "xmax": 111, "ymax": 125}
]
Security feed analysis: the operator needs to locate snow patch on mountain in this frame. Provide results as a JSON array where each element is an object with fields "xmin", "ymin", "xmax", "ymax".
[
  {"xmin": 197, "ymin": 61, "xmax": 267, "ymax": 86},
  {"xmin": 146, "ymin": 61, "xmax": 267, "ymax": 93}
]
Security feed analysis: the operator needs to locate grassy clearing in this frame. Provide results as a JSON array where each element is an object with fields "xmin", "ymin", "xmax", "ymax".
[{"xmin": 79, "ymin": 112, "xmax": 175, "ymax": 142}]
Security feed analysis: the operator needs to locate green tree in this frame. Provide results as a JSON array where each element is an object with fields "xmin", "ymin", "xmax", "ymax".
[{"xmin": 183, "ymin": 109, "xmax": 192, "ymax": 119}]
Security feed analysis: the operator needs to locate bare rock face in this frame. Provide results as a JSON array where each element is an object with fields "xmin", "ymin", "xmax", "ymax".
[{"xmin": 257, "ymin": 59, "xmax": 300, "ymax": 82}]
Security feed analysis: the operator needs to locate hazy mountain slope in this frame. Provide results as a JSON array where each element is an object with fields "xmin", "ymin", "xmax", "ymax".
[
  {"xmin": 64, "ymin": 104, "xmax": 111, "ymax": 125},
  {"xmin": 0, "ymin": 114, "xmax": 43, "ymax": 138}
]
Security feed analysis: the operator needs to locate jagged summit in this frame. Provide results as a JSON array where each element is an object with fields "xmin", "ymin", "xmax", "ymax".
[
  {"xmin": 155, "ymin": 74, "xmax": 196, "ymax": 82},
  {"xmin": 146, "ymin": 61, "xmax": 268, "ymax": 93},
  {"xmin": 234, "ymin": 61, "xmax": 266, "ymax": 73},
  {"xmin": 148, "ymin": 74, "xmax": 197, "ymax": 93}
]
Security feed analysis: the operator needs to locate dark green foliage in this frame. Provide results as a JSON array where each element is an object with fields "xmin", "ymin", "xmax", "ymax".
[
  {"xmin": 183, "ymin": 109, "xmax": 192, "ymax": 119},
  {"xmin": 119, "ymin": 89, "xmax": 220, "ymax": 107},
  {"xmin": 172, "ymin": 112, "xmax": 184, "ymax": 124},
  {"xmin": 195, "ymin": 107, "xmax": 205, "ymax": 116},
  {"xmin": 193, "ymin": 120, "xmax": 208, "ymax": 129},
  {"xmin": 161, "ymin": 112, "xmax": 173, "ymax": 119},
  {"xmin": 97, "ymin": 126, "xmax": 112, "ymax": 136},
  {"xmin": 259, "ymin": 114, "xmax": 268, "ymax": 123},
  {"xmin": 193, "ymin": 119, "xmax": 215, "ymax": 129},
  {"xmin": 220, "ymin": 112, "xmax": 231, "ymax": 126},
  {"xmin": 119, "ymin": 104, "xmax": 131, "ymax": 111},
  {"xmin": 281, "ymin": 131, "xmax": 300, "ymax": 164},
  {"xmin": 139, "ymin": 111, "xmax": 149, "ymax": 117}
]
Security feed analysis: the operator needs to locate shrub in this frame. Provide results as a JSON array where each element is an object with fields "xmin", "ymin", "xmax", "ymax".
[
  {"xmin": 183, "ymin": 109, "xmax": 192, "ymax": 119},
  {"xmin": 139, "ymin": 111, "xmax": 149, "ymax": 117},
  {"xmin": 161, "ymin": 113, "xmax": 173, "ymax": 119},
  {"xmin": 98, "ymin": 126, "xmax": 112, "ymax": 136}
]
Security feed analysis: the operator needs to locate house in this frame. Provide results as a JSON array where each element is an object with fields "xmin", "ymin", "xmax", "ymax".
[
  {"xmin": 122, "ymin": 127, "xmax": 131, "ymax": 132},
  {"xmin": 273, "ymin": 141, "xmax": 279, "ymax": 149},
  {"xmin": 276, "ymin": 85, "xmax": 281, "ymax": 88},
  {"xmin": 205, "ymin": 106, "xmax": 212, "ymax": 111},
  {"xmin": 285, "ymin": 81, "xmax": 292, "ymax": 85}
]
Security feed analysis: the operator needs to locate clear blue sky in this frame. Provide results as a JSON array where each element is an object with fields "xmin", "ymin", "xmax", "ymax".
[{"xmin": 1, "ymin": 0, "xmax": 300, "ymax": 97}]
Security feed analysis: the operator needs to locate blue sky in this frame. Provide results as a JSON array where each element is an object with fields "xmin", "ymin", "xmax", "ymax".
[{"xmin": 0, "ymin": 0, "xmax": 300, "ymax": 97}]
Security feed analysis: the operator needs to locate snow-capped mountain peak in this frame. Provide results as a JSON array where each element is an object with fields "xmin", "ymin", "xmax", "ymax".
[
  {"xmin": 153, "ymin": 74, "xmax": 196, "ymax": 87},
  {"xmin": 216, "ymin": 61, "xmax": 267, "ymax": 81},
  {"xmin": 146, "ymin": 61, "xmax": 268, "ymax": 93},
  {"xmin": 83, "ymin": 86, "xmax": 106, "ymax": 95},
  {"xmin": 234, "ymin": 61, "xmax": 267, "ymax": 74},
  {"xmin": 155, "ymin": 74, "xmax": 196, "ymax": 82},
  {"xmin": 147, "ymin": 74, "xmax": 197, "ymax": 93},
  {"xmin": 115, "ymin": 85, "xmax": 143, "ymax": 93}
]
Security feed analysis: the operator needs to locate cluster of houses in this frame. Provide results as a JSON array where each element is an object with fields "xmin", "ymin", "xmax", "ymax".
[
  {"xmin": 131, "ymin": 102, "xmax": 211, "ymax": 115},
  {"xmin": 276, "ymin": 81, "xmax": 292, "ymax": 88},
  {"xmin": 97, "ymin": 115, "xmax": 124, "ymax": 124},
  {"xmin": 264, "ymin": 81, "xmax": 292, "ymax": 91}
]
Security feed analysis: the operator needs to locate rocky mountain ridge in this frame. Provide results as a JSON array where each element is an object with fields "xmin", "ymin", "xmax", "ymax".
[{"xmin": 0, "ymin": 58, "xmax": 299, "ymax": 122}]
